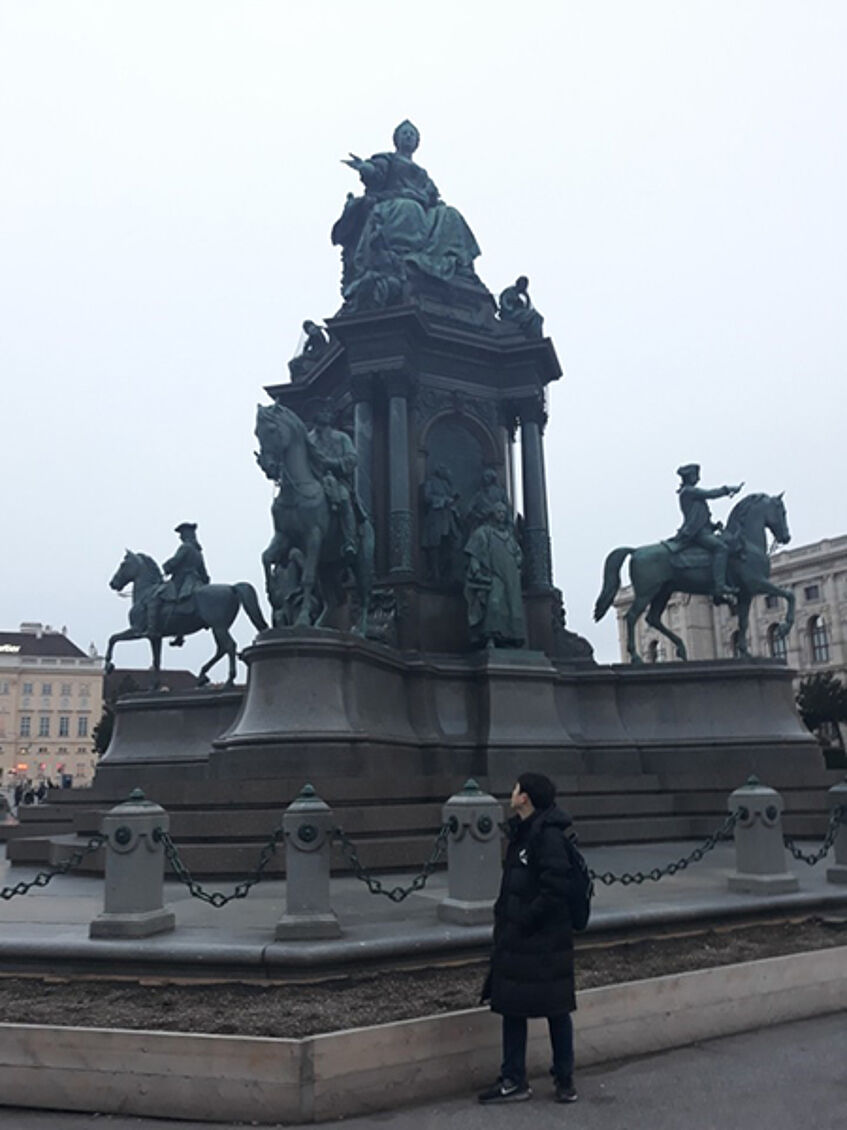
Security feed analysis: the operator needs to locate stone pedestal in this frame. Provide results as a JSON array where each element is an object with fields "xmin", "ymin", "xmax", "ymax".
[
  {"xmin": 275, "ymin": 785, "xmax": 341, "ymax": 940},
  {"xmin": 90, "ymin": 790, "xmax": 175, "ymax": 939},
  {"xmin": 11, "ymin": 648, "xmax": 837, "ymax": 877},
  {"xmin": 438, "ymin": 780, "xmax": 503, "ymax": 925},
  {"xmin": 727, "ymin": 777, "xmax": 799, "ymax": 894},
  {"xmin": 100, "ymin": 687, "xmax": 243, "ymax": 766},
  {"xmin": 264, "ymin": 305, "xmax": 591, "ymax": 661},
  {"xmin": 826, "ymin": 778, "xmax": 847, "ymax": 884}
]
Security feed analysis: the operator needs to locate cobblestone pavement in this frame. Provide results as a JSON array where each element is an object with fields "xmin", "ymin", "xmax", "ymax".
[{"xmin": 2, "ymin": 1012, "xmax": 845, "ymax": 1129}]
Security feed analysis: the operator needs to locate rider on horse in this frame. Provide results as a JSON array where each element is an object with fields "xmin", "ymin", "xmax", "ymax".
[
  {"xmin": 672, "ymin": 464, "xmax": 742, "ymax": 603},
  {"xmin": 146, "ymin": 522, "xmax": 210, "ymax": 641},
  {"xmin": 307, "ymin": 402, "xmax": 360, "ymax": 563}
]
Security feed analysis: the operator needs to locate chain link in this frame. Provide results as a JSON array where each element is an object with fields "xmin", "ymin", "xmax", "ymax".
[
  {"xmin": 150, "ymin": 821, "xmax": 453, "ymax": 908},
  {"xmin": 8, "ymin": 803, "xmax": 839, "ymax": 911},
  {"xmin": 332, "ymin": 823, "xmax": 450, "ymax": 902},
  {"xmin": 590, "ymin": 812, "xmax": 739, "ymax": 887},
  {"xmin": 0, "ymin": 833, "xmax": 106, "ymax": 900},
  {"xmin": 783, "ymin": 805, "xmax": 845, "ymax": 866},
  {"xmin": 157, "ymin": 825, "xmax": 285, "ymax": 907}
]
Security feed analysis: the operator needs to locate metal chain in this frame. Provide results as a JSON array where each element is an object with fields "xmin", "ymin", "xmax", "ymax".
[
  {"xmin": 0, "ymin": 833, "xmax": 106, "ymax": 900},
  {"xmin": 591, "ymin": 812, "xmax": 739, "ymax": 886},
  {"xmin": 783, "ymin": 805, "xmax": 845, "ymax": 866},
  {"xmin": 156, "ymin": 825, "xmax": 285, "ymax": 907},
  {"xmin": 9, "ymin": 803, "xmax": 837, "ymax": 913},
  {"xmin": 332, "ymin": 822, "xmax": 451, "ymax": 902}
]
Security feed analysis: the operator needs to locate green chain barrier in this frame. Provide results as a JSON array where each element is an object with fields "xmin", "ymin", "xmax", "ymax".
[
  {"xmin": 333, "ymin": 823, "xmax": 450, "ymax": 902},
  {"xmin": 783, "ymin": 805, "xmax": 845, "ymax": 866},
  {"xmin": 156, "ymin": 820, "xmax": 451, "ymax": 907},
  {"xmin": 0, "ymin": 833, "xmax": 106, "ymax": 900},
  {"xmin": 590, "ymin": 811, "xmax": 739, "ymax": 887},
  {"xmin": 156, "ymin": 825, "xmax": 285, "ymax": 907}
]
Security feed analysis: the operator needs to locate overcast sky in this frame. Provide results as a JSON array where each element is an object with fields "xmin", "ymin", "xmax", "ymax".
[{"xmin": 2, "ymin": 0, "xmax": 845, "ymax": 675}]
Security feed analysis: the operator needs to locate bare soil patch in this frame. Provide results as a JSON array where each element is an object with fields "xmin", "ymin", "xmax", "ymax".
[{"xmin": 1, "ymin": 917, "xmax": 845, "ymax": 1039}]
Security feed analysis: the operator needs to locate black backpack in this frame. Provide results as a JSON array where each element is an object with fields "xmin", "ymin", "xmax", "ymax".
[{"xmin": 563, "ymin": 832, "xmax": 593, "ymax": 931}]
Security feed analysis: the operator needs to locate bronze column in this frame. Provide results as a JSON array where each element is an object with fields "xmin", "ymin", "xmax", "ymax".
[
  {"xmin": 387, "ymin": 374, "xmax": 413, "ymax": 574},
  {"xmin": 351, "ymin": 373, "xmax": 374, "ymax": 517},
  {"xmin": 519, "ymin": 395, "xmax": 552, "ymax": 589}
]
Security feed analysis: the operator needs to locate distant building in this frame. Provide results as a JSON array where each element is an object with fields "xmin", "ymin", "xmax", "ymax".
[
  {"xmin": 0, "ymin": 623, "xmax": 103, "ymax": 788},
  {"xmin": 613, "ymin": 535, "xmax": 847, "ymax": 684}
]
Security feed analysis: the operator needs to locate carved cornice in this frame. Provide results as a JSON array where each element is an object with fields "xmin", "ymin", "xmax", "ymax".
[
  {"xmin": 384, "ymin": 371, "xmax": 417, "ymax": 400},
  {"xmin": 413, "ymin": 385, "xmax": 499, "ymax": 432},
  {"xmin": 499, "ymin": 401, "xmax": 520, "ymax": 441},
  {"xmin": 515, "ymin": 389, "xmax": 548, "ymax": 431},
  {"xmin": 350, "ymin": 372, "xmax": 376, "ymax": 404}
]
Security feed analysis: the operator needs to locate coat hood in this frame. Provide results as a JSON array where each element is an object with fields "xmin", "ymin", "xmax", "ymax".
[
  {"xmin": 506, "ymin": 803, "xmax": 572, "ymax": 840},
  {"xmin": 534, "ymin": 804, "xmax": 573, "ymax": 833}
]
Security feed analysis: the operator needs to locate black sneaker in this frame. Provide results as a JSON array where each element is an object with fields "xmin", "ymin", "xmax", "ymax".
[
  {"xmin": 554, "ymin": 1078, "xmax": 578, "ymax": 1103},
  {"xmin": 478, "ymin": 1078, "xmax": 532, "ymax": 1104}
]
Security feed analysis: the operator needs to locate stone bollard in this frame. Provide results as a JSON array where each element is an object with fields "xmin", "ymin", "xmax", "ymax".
[
  {"xmin": 826, "ymin": 778, "xmax": 847, "ymax": 884},
  {"xmin": 437, "ymin": 779, "xmax": 504, "ymax": 925},
  {"xmin": 727, "ymin": 776, "xmax": 799, "ymax": 894},
  {"xmin": 90, "ymin": 789, "xmax": 175, "ymax": 938},
  {"xmin": 275, "ymin": 784, "xmax": 341, "ymax": 940}
]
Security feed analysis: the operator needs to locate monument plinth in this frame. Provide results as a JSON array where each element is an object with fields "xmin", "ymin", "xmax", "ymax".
[{"xmin": 265, "ymin": 304, "xmax": 588, "ymax": 660}]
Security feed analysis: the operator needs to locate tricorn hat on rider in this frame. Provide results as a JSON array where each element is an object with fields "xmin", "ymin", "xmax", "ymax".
[
  {"xmin": 676, "ymin": 463, "xmax": 700, "ymax": 482},
  {"xmin": 174, "ymin": 522, "xmax": 198, "ymax": 535}
]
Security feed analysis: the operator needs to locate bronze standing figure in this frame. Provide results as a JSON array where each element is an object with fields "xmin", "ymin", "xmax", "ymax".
[{"xmin": 464, "ymin": 502, "xmax": 526, "ymax": 648}]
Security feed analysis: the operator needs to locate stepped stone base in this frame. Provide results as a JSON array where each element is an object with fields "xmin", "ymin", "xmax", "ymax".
[
  {"xmin": 89, "ymin": 907, "xmax": 176, "ymax": 939},
  {"xmin": 275, "ymin": 913, "xmax": 342, "ymax": 941},
  {"xmin": 7, "ymin": 629, "xmax": 839, "ymax": 876},
  {"xmin": 727, "ymin": 872, "xmax": 800, "ymax": 894}
]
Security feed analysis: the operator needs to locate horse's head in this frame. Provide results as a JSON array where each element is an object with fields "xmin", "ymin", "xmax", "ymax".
[
  {"xmin": 110, "ymin": 550, "xmax": 138, "ymax": 592},
  {"xmin": 110, "ymin": 550, "xmax": 162, "ymax": 593},
  {"xmin": 727, "ymin": 491, "xmax": 791, "ymax": 550},
  {"xmin": 765, "ymin": 492, "xmax": 791, "ymax": 546},
  {"xmin": 255, "ymin": 403, "xmax": 310, "ymax": 481},
  {"xmin": 256, "ymin": 402, "xmax": 302, "ymax": 447}
]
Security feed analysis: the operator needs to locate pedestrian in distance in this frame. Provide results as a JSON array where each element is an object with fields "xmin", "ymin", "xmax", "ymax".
[{"xmin": 478, "ymin": 772, "xmax": 580, "ymax": 1105}]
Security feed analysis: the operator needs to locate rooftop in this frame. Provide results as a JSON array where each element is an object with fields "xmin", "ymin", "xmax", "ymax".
[{"xmin": 0, "ymin": 624, "xmax": 88, "ymax": 659}]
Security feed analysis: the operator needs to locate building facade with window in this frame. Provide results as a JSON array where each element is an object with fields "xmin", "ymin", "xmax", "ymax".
[
  {"xmin": 613, "ymin": 535, "xmax": 847, "ymax": 684},
  {"xmin": 0, "ymin": 623, "xmax": 103, "ymax": 788}
]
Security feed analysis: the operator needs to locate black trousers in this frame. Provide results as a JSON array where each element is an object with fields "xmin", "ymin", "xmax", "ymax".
[{"xmin": 500, "ymin": 1012, "xmax": 574, "ymax": 1085}]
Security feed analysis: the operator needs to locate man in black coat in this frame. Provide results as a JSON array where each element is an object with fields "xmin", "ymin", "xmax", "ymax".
[{"xmin": 479, "ymin": 772, "xmax": 578, "ymax": 1104}]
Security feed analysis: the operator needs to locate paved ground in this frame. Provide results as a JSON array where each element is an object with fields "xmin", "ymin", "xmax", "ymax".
[{"xmin": 2, "ymin": 1012, "xmax": 844, "ymax": 1128}]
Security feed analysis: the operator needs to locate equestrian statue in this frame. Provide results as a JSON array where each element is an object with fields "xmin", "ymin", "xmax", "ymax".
[
  {"xmin": 255, "ymin": 400, "xmax": 375, "ymax": 633},
  {"xmin": 594, "ymin": 465, "xmax": 794, "ymax": 663},
  {"xmin": 104, "ymin": 523, "xmax": 268, "ymax": 688}
]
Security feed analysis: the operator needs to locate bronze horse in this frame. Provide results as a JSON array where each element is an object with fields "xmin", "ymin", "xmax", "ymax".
[
  {"xmin": 255, "ymin": 403, "xmax": 374, "ymax": 633},
  {"xmin": 594, "ymin": 492, "xmax": 793, "ymax": 663},
  {"xmin": 105, "ymin": 550, "xmax": 267, "ymax": 687}
]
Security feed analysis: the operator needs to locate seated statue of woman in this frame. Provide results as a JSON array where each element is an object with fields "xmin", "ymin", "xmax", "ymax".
[{"xmin": 332, "ymin": 120, "xmax": 481, "ymax": 287}]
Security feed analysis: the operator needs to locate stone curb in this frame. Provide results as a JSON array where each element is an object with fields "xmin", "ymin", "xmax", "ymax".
[
  {"xmin": 2, "ymin": 887, "xmax": 847, "ymax": 977},
  {"xmin": 0, "ymin": 946, "xmax": 846, "ymax": 1124}
]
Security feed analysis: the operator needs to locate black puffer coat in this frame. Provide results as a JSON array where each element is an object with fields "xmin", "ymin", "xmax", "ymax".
[{"xmin": 487, "ymin": 805, "xmax": 576, "ymax": 1017}]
